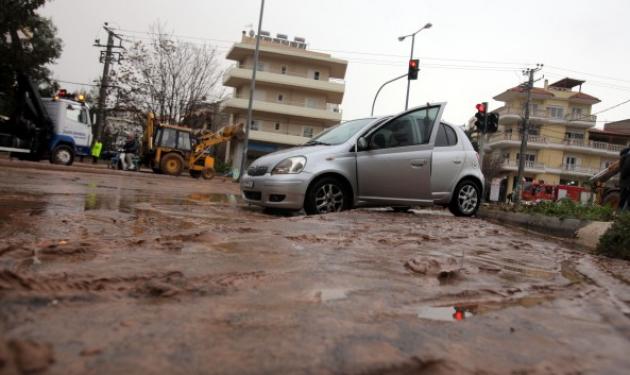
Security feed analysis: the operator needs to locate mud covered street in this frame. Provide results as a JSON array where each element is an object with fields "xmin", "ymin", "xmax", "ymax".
[{"xmin": 1, "ymin": 161, "xmax": 630, "ymax": 374}]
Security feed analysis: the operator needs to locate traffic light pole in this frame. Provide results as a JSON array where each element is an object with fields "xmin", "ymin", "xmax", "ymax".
[
  {"xmin": 371, "ymin": 73, "xmax": 407, "ymax": 116},
  {"xmin": 478, "ymin": 101, "xmax": 488, "ymax": 171},
  {"xmin": 404, "ymin": 34, "xmax": 415, "ymax": 111}
]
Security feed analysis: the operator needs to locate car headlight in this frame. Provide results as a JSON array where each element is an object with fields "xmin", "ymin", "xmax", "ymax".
[{"xmin": 271, "ymin": 156, "xmax": 306, "ymax": 174}]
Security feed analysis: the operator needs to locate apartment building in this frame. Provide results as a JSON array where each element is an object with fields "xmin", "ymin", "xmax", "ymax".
[
  {"xmin": 222, "ymin": 31, "xmax": 347, "ymax": 169},
  {"xmin": 485, "ymin": 77, "xmax": 630, "ymax": 201}
]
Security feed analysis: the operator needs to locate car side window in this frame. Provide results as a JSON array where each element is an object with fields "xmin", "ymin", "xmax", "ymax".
[
  {"xmin": 369, "ymin": 106, "xmax": 438, "ymax": 149},
  {"xmin": 435, "ymin": 123, "xmax": 448, "ymax": 147},
  {"xmin": 435, "ymin": 123, "xmax": 458, "ymax": 147},
  {"xmin": 444, "ymin": 124, "xmax": 458, "ymax": 146}
]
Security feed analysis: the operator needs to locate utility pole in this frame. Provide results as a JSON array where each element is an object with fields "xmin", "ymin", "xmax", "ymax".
[
  {"xmin": 513, "ymin": 64, "xmax": 543, "ymax": 205},
  {"xmin": 238, "ymin": 0, "xmax": 265, "ymax": 181},
  {"xmin": 93, "ymin": 23, "xmax": 124, "ymax": 143}
]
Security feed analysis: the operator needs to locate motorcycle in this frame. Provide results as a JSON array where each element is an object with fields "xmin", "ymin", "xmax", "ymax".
[{"xmin": 109, "ymin": 149, "xmax": 140, "ymax": 171}]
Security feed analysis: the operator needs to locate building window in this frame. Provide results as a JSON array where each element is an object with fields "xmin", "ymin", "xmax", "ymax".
[
  {"xmin": 565, "ymin": 156, "xmax": 579, "ymax": 169},
  {"xmin": 303, "ymin": 127, "xmax": 314, "ymax": 138},
  {"xmin": 277, "ymin": 94, "xmax": 284, "ymax": 102},
  {"xmin": 250, "ymin": 120, "xmax": 260, "ymax": 130},
  {"xmin": 281, "ymin": 65, "xmax": 287, "ymax": 75},
  {"xmin": 571, "ymin": 107, "xmax": 583, "ymax": 119},
  {"xmin": 313, "ymin": 71, "xmax": 320, "ymax": 80},
  {"xmin": 516, "ymin": 153, "xmax": 536, "ymax": 167},
  {"xmin": 256, "ymin": 61, "xmax": 265, "ymax": 71},
  {"xmin": 274, "ymin": 122, "xmax": 280, "ymax": 131},
  {"xmin": 305, "ymin": 97, "xmax": 319, "ymax": 108},
  {"xmin": 547, "ymin": 106, "xmax": 564, "ymax": 119}
]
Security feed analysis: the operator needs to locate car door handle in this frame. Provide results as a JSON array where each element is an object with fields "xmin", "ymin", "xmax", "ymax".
[
  {"xmin": 453, "ymin": 159, "xmax": 462, "ymax": 164},
  {"xmin": 410, "ymin": 159, "xmax": 427, "ymax": 168}
]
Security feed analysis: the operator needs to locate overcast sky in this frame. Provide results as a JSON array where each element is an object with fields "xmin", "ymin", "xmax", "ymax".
[{"xmin": 40, "ymin": 0, "xmax": 630, "ymax": 127}]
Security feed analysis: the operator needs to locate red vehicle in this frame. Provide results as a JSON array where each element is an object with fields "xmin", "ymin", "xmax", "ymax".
[{"xmin": 521, "ymin": 182, "xmax": 585, "ymax": 203}]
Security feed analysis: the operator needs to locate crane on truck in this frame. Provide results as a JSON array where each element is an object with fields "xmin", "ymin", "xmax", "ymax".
[
  {"xmin": 0, "ymin": 28, "xmax": 94, "ymax": 165},
  {"xmin": 142, "ymin": 112, "xmax": 242, "ymax": 179}
]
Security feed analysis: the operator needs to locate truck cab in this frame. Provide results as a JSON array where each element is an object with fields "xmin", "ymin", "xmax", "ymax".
[{"xmin": 42, "ymin": 94, "xmax": 94, "ymax": 165}]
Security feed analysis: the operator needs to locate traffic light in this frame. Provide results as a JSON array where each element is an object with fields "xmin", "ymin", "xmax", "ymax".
[
  {"xmin": 474, "ymin": 103, "xmax": 486, "ymax": 132},
  {"xmin": 486, "ymin": 112, "xmax": 500, "ymax": 133},
  {"xmin": 408, "ymin": 59, "xmax": 419, "ymax": 80}
]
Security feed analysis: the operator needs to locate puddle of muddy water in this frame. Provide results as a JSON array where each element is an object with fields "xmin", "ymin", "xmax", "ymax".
[
  {"xmin": 187, "ymin": 193, "xmax": 241, "ymax": 205},
  {"xmin": 416, "ymin": 306, "xmax": 475, "ymax": 321},
  {"xmin": 315, "ymin": 288, "xmax": 349, "ymax": 302}
]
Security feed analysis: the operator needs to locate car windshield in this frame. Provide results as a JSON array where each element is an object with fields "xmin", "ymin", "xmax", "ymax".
[{"xmin": 305, "ymin": 118, "xmax": 375, "ymax": 145}]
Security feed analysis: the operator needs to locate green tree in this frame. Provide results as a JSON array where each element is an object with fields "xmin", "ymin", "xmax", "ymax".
[{"xmin": 0, "ymin": 0, "xmax": 63, "ymax": 102}]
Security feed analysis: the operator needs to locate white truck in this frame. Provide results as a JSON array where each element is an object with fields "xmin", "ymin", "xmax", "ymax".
[{"xmin": 0, "ymin": 87, "xmax": 94, "ymax": 166}]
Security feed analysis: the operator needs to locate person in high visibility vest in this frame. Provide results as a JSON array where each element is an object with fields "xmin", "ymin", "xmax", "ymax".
[{"xmin": 91, "ymin": 141, "xmax": 103, "ymax": 164}]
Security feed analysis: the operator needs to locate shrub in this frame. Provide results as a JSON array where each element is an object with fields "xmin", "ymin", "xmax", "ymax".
[
  {"xmin": 516, "ymin": 198, "xmax": 615, "ymax": 222},
  {"xmin": 597, "ymin": 213, "xmax": 630, "ymax": 260}
]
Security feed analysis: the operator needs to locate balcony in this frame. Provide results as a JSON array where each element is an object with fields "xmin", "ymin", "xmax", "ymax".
[
  {"xmin": 223, "ymin": 65, "xmax": 345, "ymax": 103},
  {"xmin": 496, "ymin": 106, "xmax": 596, "ymax": 126},
  {"xmin": 487, "ymin": 133, "xmax": 625, "ymax": 156},
  {"xmin": 560, "ymin": 164, "xmax": 600, "ymax": 176},
  {"xmin": 501, "ymin": 160, "xmax": 545, "ymax": 173},
  {"xmin": 222, "ymin": 97, "xmax": 342, "ymax": 125},
  {"xmin": 500, "ymin": 159, "xmax": 600, "ymax": 177},
  {"xmin": 248, "ymin": 130, "xmax": 310, "ymax": 146}
]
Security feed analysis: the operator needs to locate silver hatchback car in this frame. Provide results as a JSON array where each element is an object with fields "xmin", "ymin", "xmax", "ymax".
[{"xmin": 240, "ymin": 103, "xmax": 484, "ymax": 216}]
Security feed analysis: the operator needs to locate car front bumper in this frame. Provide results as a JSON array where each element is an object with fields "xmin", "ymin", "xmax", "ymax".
[{"xmin": 240, "ymin": 173, "xmax": 311, "ymax": 210}]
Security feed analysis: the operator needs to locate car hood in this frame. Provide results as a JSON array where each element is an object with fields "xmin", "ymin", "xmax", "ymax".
[{"xmin": 248, "ymin": 145, "xmax": 332, "ymax": 170}]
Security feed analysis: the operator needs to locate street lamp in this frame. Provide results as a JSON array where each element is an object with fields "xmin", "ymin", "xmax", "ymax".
[{"xmin": 398, "ymin": 22, "xmax": 432, "ymax": 110}]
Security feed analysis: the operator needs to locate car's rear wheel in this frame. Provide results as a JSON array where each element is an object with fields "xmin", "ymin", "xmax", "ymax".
[
  {"xmin": 304, "ymin": 177, "xmax": 349, "ymax": 215},
  {"xmin": 449, "ymin": 179, "xmax": 480, "ymax": 217}
]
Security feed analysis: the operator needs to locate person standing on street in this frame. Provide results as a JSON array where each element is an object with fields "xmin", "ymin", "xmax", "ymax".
[
  {"xmin": 619, "ymin": 147, "xmax": 630, "ymax": 211},
  {"xmin": 91, "ymin": 140, "xmax": 103, "ymax": 164},
  {"xmin": 120, "ymin": 133, "xmax": 138, "ymax": 171}
]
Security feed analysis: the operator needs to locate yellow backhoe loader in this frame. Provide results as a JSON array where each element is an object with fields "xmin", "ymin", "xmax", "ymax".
[{"xmin": 143, "ymin": 112, "xmax": 242, "ymax": 179}]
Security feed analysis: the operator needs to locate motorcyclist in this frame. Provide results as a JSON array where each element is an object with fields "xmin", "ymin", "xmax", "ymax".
[{"xmin": 120, "ymin": 133, "xmax": 138, "ymax": 171}]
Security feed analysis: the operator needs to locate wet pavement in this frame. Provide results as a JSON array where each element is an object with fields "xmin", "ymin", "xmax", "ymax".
[{"xmin": 1, "ymin": 160, "xmax": 630, "ymax": 374}]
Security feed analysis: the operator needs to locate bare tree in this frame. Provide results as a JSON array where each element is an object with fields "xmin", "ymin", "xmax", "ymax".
[{"xmin": 109, "ymin": 22, "xmax": 225, "ymax": 125}]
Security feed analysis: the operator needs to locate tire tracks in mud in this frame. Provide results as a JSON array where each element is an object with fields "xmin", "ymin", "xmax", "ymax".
[{"xmin": 0, "ymin": 269, "xmax": 267, "ymax": 303}]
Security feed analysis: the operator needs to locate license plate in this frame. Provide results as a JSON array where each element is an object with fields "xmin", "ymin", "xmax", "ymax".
[{"xmin": 242, "ymin": 181, "xmax": 254, "ymax": 189}]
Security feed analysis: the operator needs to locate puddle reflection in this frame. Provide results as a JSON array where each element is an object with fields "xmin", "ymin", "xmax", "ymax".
[{"xmin": 416, "ymin": 305, "xmax": 475, "ymax": 321}]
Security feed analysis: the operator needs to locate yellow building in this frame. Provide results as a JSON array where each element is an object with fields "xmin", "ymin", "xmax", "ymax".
[
  {"xmin": 486, "ymin": 78, "xmax": 628, "ymax": 200},
  {"xmin": 222, "ymin": 31, "xmax": 347, "ymax": 167}
]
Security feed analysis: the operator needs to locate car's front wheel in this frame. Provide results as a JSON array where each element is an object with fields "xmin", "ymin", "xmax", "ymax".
[
  {"xmin": 50, "ymin": 145, "xmax": 74, "ymax": 166},
  {"xmin": 304, "ymin": 177, "xmax": 350, "ymax": 215},
  {"xmin": 449, "ymin": 179, "xmax": 480, "ymax": 217}
]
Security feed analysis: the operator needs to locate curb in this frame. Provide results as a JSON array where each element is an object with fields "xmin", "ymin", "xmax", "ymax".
[{"xmin": 478, "ymin": 207, "xmax": 612, "ymax": 250}]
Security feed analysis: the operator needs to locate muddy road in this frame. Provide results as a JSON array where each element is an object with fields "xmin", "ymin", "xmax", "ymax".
[{"xmin": 1, "ymin": 160, "xmax": 629, "ymax": 374}]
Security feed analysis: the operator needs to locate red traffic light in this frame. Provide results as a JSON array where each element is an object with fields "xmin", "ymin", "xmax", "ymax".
[
  {"xmin": 409, "ymin": 59, "xmax": 418, "ymax": 69},
  {"xmin": 475, "ymin": 103, "xmax": 486, "ymax": 113}
]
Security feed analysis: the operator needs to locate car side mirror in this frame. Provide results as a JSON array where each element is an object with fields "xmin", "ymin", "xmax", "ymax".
[{"xmin": 357, "ymin": 137, "xmax": 368, "ymax": 151}]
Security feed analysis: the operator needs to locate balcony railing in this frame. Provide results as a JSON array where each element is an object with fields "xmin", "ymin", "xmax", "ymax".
[
  {"xmin": 561, "ymin": 164, "xmax": 599, "ymax": 175},
  {"xmin": 234, "ymin": 95, "xmax": 341, "ymax": 113},
  {"xmin": 501, "ymin": 160, "xmax": 545, "ymax": 170},
  {"xmin": 237, "ymin": 64, "xmax": 344, "ymax": 84},
  {"xmin": 488, "ymin": 133, "xmax": 626, "ymax": 153},
  {"xmin": 497, "ymin": 106, "xmax": 597, "ymax": 123}
]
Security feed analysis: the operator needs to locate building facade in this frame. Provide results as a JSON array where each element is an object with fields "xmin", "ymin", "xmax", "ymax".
[
  {"xmin": 222, "ymin": 31, "xmax": 347, "ymax": 169},
  {"xmin": 485, "ymin": 78, "xmax": 629, "ymax": 201}
]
